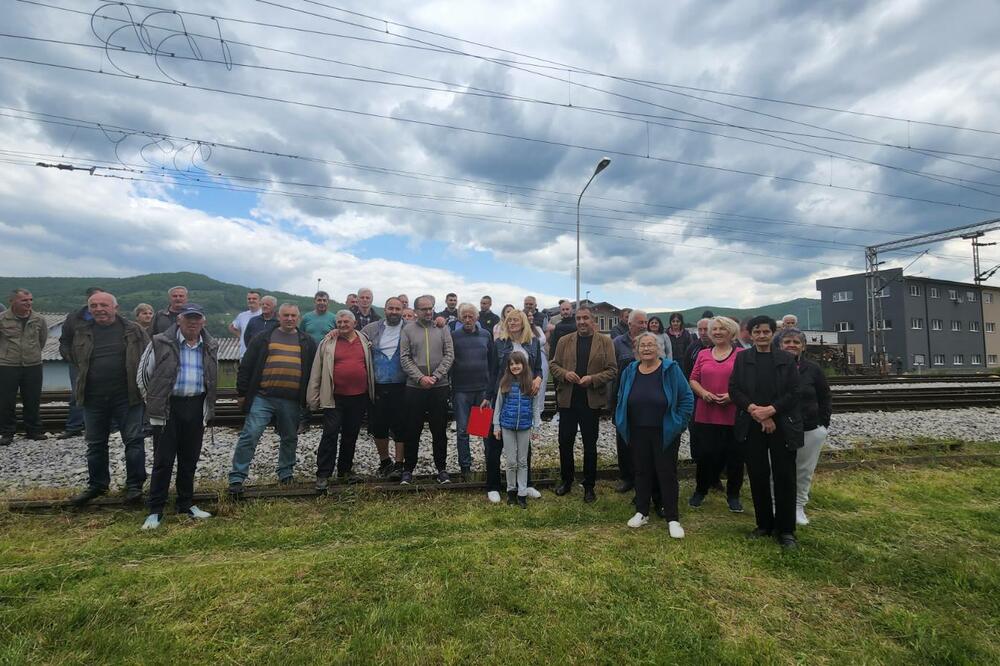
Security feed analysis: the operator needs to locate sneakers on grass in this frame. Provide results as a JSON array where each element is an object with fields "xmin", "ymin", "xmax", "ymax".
[
  {"xmin": 400, "ymin": 471, "xmax": 413, "ymax": 485},
  {"xmin": 141, "ymin": 514, "xmax": 161, "ymax": 530},
  {"xmin": 186, "ymin": 506, "xmax": 211, "ymax": 519},
  {"xmin": 436, "ymin": 470, "xmax": 451, "ymax": 484},
  {"xmin": 688, "ymin": 492, "xmax": 706, "ymax": 508},
  {"xmin": 668, "ymin": 521, "xmax": 685, "ymax": 539},
  {"xmin": 627, "ymin": 512, "xmax": 649, "ymax": 528},
  {"xmin": 727, "ymin": 496, "xmax": 744, "ymax": 513},
  {"xmin": 796, "ymin": 506, "xmax": 810, "ymax": 526},
  {"xmin": 525, "ymin": 487, "xmax": 541, "ymax": 499},
  {"xmin": 486, "ymin": 491, "xmax": 501, "ymax": 504}
]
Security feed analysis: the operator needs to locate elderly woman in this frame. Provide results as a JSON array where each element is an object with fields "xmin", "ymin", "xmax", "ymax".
[
  {"xmin": 665, "ymin": 312, "xmax": 693, "ymax": 363},
  {"xmin": 133, "ymin": 303, "xmax": 154, "ymax": 331},
  {"xmin": 307, "ymin": 309, "xmax": 375, "ymax": 492},
  {"xmin": 779, "ymin": 329, "xmax": 831, "ymax": 526},
  {"xmin": 615, "ymin": 332, "xmax": 694, "ymax": 538},
  {"xmin": 688, "ymin": 316, "xmax": 744, "ymax": 512},
  {"xmin": 729, "ymin": 315, "xmax": 802, "ymax": 549},
  {"xmin": 485, "ymin": 308, "xmax": 544, "ymax": 503}
]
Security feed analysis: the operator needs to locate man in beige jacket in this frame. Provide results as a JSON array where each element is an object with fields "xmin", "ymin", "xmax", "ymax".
[
  {"xmin": 307, "ymin": 309, "xmax": 375, "ymax": 492},
  {"xmin": 549, "ymin": 307, "xmax": 617, "ymax": 503},
  {"xmin": 0, "ymin": 288, "xmax": 48, "ymax": 446}
]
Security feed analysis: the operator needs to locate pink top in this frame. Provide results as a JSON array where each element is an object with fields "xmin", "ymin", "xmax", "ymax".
[{"xmin": 689, "ymin": 346, "xmax": 742, "ymax": 425}]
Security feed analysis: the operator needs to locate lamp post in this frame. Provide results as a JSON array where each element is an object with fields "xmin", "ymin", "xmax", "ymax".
[
  {"xmin": 585, "ymin": 290, "xmax": 591, "ymax": 304},
  {"xmin": 576, "ymin": 157, "xmax": 611, "ymax": 306}
]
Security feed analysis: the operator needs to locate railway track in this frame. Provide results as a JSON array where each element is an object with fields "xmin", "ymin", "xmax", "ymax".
[
  {"xmin": 828, "ymin": 374, "xmax": 999, "ymax": 385},
  {"xmin": 17, "ymin": 382, "xmax": 1000, "ymax": 430}
]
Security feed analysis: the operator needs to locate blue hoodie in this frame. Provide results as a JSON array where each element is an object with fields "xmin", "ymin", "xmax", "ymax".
[{"xmin": 614, "ymin": 359, "xmax": 694, "ymax": 449}]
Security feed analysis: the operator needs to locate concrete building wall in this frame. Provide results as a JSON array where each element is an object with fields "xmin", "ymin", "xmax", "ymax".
[{"xmin": 982, "ymin": 286, "xmax": 1000, "ymax": 367}]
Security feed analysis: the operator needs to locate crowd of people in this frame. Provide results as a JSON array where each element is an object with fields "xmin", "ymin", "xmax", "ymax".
[{"xmin": 0, "ymin": 285, "xmax": 829, "ymax": 547}]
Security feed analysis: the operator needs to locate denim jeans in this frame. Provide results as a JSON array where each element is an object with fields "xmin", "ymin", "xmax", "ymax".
[
  {"xmin": 229, "ymin": 395, "xmax": 300, "ymax": 484},
  {"xmin": 65, "ymin": 363, "xmax": 84, "ymax": 432},
  {"xmin": 451, "ymin": 389, "xmax": 485, "ymax": 472},
  {"xmin": 82, "ymin": 393, "xmax": 147, "ymax": 492}
]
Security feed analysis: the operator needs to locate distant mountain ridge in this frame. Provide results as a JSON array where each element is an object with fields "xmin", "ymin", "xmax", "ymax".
[
  {"xmin": 649, "ymin": 297, "xmax": 823, "ymax": 330},
  {"xmin": 0, "ymin": 272, "xmax": 823, "ymax": 334},
  {"xmin": 0, "ymin": 272, "xmax": 339, "ymax": 338}
]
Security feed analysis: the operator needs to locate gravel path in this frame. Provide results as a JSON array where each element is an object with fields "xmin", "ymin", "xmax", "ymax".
[{"xmin": 1, "ymin": 408, "xmax": 998, "ymax": 493}]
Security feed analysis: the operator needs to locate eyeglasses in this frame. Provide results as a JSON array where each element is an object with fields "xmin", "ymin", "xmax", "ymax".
[{"xmin": 417, "ymin": 307, "xmax": 434, "ymax": 312}]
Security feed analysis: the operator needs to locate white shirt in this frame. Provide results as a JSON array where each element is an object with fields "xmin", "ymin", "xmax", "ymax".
[
  {"xmin": 379, "ymin": 321, "xmax": 402, "ymax": 356},
  {"xmin": 232, "ymin": 308, "xmax": 261, "ymax": 357}
]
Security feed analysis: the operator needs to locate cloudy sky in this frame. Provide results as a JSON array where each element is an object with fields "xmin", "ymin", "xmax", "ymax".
[{"xmin": 1, "ymin": 0, "xmax": 999, "ymax": 311}]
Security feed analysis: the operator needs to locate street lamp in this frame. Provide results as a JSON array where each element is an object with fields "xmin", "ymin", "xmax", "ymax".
[
  {"xmin": 576, "ymin": 156, "xmax": 611, "ymax": 306},
  {"xmin": 585, "ymin": 290, "xmax": 591, "ymax": 304}
]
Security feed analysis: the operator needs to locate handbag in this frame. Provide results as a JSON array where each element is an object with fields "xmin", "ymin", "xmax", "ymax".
[{"xmin": 467, "ymin": 406, "xmax": 494, "ymax": 437}]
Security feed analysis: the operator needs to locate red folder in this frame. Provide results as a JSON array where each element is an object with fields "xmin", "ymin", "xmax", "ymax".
[{"xmin": 467, "ymin": 406, "xmax": 494, "ymax": 437}]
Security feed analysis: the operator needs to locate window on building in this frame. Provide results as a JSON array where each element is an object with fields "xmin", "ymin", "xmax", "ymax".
[
  {"xmin": 909, "ymin": 284, "xmax": 921, "ymax": 296},
  {"xmin": 836, "ymin": 321, "xmax": 853, "ymax": 332},
  {"xmin": 929, "ymin": 287, "xmax": 939, "ymax": 298},
  {"xmin": 988, "ymin": 354, "xmax": 999, "ymax": 366},
  {"xmin": 985, "ymin": 293, "xmax": 994, "ymax": 304},
  {"xmin": 913, "ymin": 354, "xmax": 926, "ymax": 366},
  {"xmin": 832, "ymin": 290, "xmax": 853, "ymax": 302},
  {"xmin": 948, "ymin": 289, "xmax": 958, "ymax": 300},
  {"xmin": 967, "ymin": 291, "xmax": 977, "ymax": 302},
  {"xmin": 951, "ymin": 320, "xmax": 962, "ymax": 331},
  {"xmin": 932, "ymin": 354, "xmax": 945, "ymax": 366},
  {"xmin": 971, "ymin": 354, "xmax": 982, "ymax": 365},
  {"xmin": 987, "ymin": 322, "xmax": 996, "ymax": 333},
  {"xmin": 876, "ymin": 319, "xmax": 892, "ymax": 330},
  {"xmin": 970, "ymin": 321, "xmax": 981, "ymax": 332},
  {"xmin": 910, "ymin": 318, "xmax": 923, "ymax": 330},
  {"xmin": 875, "ymin": 286, "xmax": 890, "ymax": 298},
  {"xmin": 598, "ymin": 316, "xmax": 606, "ymax": 330},
  {"xmin": 931, "ymin": 319, "xmax": 943, "ymax": 331},
  {"xmin": 953, "ymin": 354, "xmax": 964, "ymax": 365}
]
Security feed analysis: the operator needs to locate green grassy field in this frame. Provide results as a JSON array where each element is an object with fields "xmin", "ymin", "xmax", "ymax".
[{"xmin": 1, "ymin": 462, "xmax": 998, "ymax": 665}]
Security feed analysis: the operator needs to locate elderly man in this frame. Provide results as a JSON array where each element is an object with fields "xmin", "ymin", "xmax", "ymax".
[
  {"xmin": 772, "ymin": 314, "xmax": 799, "ymax": 350},
  {"xmin": 362, "ymin": 297, "xmax": 409, "ymax": 477},
  {"xmin": 229, "ymin": 291, "xmax": 262, "ymax": 359},
  {"xmin": 550, "ymin": 307, "xmax": 617, "ymax": 503},
  {"xmin": 58, "ymin": 287, "xmax": 105, "ymax": 439},
  {"xmin": 229, "ymin": 303, "xmax": 317, "ymax": 495},
  {"xmin": 137, "ymin": 303, "xmax": 218, "ymax": 529},
  {"xmin": 737, "ymin": 318, "xmax": 753, "ymax": 349},
  {"xmin": 243, "ymin": 295, "xmax": 279, "ymax": 349},
  {"xmin": 400, "ymin": 294, "xmax": 455, "ymax": 484},
  {"xmin": 308, "ymin": 309, "xmax": 374, "ymax": 491},
  {"xmin": 352, "ymin": 287, "xmax": 381, "ymax": 329},
  {"xmin": 610, "ymin": 309, "xmax": 650, "ymax": 494},
  {"xmin": 478, "ymin": 295, "xmax": 500, "ymax": 335},
  {"xmin": 451, "ymin": 303, "xmax": 497, "ymax": 478},
  {"xmin": 397, "ymin": 294, "xmax": 409, "ymax": 309},
  {"xmin": 151, "ymin": 286, "xmax": 189, "ymax": 335},
  {"xmin": 68, "ymin": 291, "xmax": 150, "ymax": 506},
  {"xmin": 301, "ymin": 291, "xmax": 336, "ymax": 343},
  {"xmin": 684, "ymin": 318, "xmax": 712, "ymax": 378},
  {"xmin": 0, "ymin": 289, "xmax": 48, "ymax": 446},
  {"xmin": 611, "ymin": 308, "xmax": 631, "ymax": 339},
  {"xmin": 523, "ymin": 295, "xmax": 547, "ymax": 330}
]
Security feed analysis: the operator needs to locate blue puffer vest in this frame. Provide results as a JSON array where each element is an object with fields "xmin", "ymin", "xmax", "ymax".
[
  {"xmin": 371, "ymin": 322, "xmax": 406, "ymax": 385},
  {"xmin": 499, "ymin": 384, "xmax": 534, "ymax": 431}
]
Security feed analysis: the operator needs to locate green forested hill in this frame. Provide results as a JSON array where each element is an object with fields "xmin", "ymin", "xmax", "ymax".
[
  {"xmin": 650, "ymin": 297, "xmax": 823, "ymax": 329},
  {"xmin": 0, "ymin": 272, "xmax": 341, "ymax": 337}
]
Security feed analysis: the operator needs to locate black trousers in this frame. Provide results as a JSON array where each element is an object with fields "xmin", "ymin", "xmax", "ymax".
[
  {"xmin": 148, "ymin": 395, "xmax": 205, "ymax": 514},
  {"xmin": 317, "ymin": 394, "xmax": 369, "ymax": 478},
  {"xmin": 403, "ymin": 385, "xmax": 450, "ymax": 472},
  {"xmin": 485, "ymin": 432, "xmax": 533, "ymax": 492},
  {"xmin": 0, "ymin": 364, "xmax": 44, "ymax": 436},
  {"xmin": 630, "ymin": 427, "xmax": 680, "ymax": 521},
  {"xmin": 557, "ymin": 403, "xmax": 600, "ymax": 488},
  {"xmin": 691, "ymin": 422, "xmax": 744, "ymax": 497},
  {"xmin": 615, "ymin": 431, "xmax": 633, "ymax": 482},
  {"xmin": 745, "ymin": 424, "xmax": 797, "ymax": 535}
]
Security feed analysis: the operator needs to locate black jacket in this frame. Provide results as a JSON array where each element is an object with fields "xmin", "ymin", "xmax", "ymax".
[
  {"xmin": 728, "ymin": 347, "xmax": 802, "ymax": 449},
  {"xmin": 58, "ymin": 305, "xmax": 91, "ymax": 364},
  {"xmin": 243, "ymin": 314, "xmax": 279, "ymax": 349},
  {"xmin": 797, "ymin": 357, "xmax": 831, "ymax": 431},
  {"xmin": 684, "ymin": 338, "xmax": 709, "ymax": 379},
  {"xmin": 548, "ymin": 318, "xmax": 576, "ymax": 360},
  {"xmin": 237, "ymin": 327, "xmax": 317, "ymax": 410},
  {"xmin": 666, "ymin": 329, "xmax": 694, "ymax": 368},
  {"xmin": 151, "ymin": 308, "xmax": 180, "ymax": 336}
]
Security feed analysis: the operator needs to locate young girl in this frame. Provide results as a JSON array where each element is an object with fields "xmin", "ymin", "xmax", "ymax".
[{"xmin": 492, "ymin": 351, "xmax": 540, "ymax": 508}]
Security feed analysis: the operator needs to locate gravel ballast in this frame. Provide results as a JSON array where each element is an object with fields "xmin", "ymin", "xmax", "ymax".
[{"xmin": 1, "ymin": 407, "xmax": 999, "ymax": 492}]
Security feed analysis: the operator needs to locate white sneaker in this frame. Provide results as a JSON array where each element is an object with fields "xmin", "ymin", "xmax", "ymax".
[
  {"xmin": 486, "ymin": 491, "xmax": 501, "ymax": 504},
  {"xmin": 795, "ymin": 507, "xmax": 809, "ymax": 526},
  {"xmin": 525, "ymin": 487, "xmax": 542, "ymax": 499},
  {"xmin": 141, "ymin": 514, "xmax": 161, "ymax": 530},
  {"xmin": 627, "ymin": 512, "xmax": 649, "ymax": 528},
  {"xmin": 187, "ymin": 506, "xmax": 212, "ymax": 520},
  {"xmin": 668, "ymin": 521, "xmax": 685, "ymax": 539}
]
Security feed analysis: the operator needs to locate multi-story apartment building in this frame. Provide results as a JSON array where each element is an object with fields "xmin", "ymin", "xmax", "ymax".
[{"xmin": 817, "ymin": 268, "xmax": 995, "ymax": 371}]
